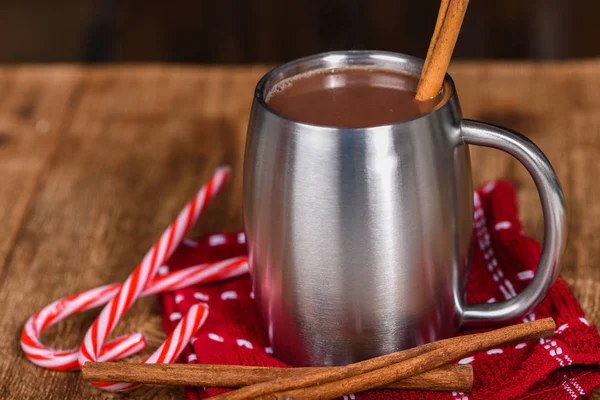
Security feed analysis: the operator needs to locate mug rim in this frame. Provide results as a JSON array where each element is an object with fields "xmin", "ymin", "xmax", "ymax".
[{"xmin": 254, "ymin": 50, "xmax": 457, "ymax": 130}]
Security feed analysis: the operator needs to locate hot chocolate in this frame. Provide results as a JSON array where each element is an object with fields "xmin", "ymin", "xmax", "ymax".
[{"xmin": 265, "ymin": 67, "xmax": 441, "ymax": 128}]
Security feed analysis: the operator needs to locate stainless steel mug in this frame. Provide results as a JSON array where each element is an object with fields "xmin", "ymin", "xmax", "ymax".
[{"xmin": 243, "ymin": 51, "xmax": 566, "ymax": 367}]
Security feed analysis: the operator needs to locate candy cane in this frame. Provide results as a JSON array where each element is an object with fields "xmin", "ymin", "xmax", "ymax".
[
  {"xmin": 21, "ymin": 256, "xmax": 248, "ymax": 370},
  {"xmin": 20, "ymin": 166, "xmax": 249, "ymax": 391}
]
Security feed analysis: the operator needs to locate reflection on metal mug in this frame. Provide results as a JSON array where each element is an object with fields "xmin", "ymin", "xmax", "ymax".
[{"xmin": 243, "ymin": 51, "xmax": 566, "ymax": 367}]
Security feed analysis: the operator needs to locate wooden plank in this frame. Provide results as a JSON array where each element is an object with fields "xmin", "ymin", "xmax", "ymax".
[
  {"xmin": 0, "ymin": 67, "xmax": 82, "ymax": 399},
  {"xmin": 0, "ymin": 67, "xmax": 81, "ymax": 283},
  {"xmin": 1, "ymin": 62, "xmax": 600, "ymax": 399}
]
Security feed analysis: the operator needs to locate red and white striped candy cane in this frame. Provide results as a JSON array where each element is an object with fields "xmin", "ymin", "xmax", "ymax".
[
  {"xmin": 21, "ymin": 256, "xmax": 248, "ymax": 370},
  {"xmin": 75, "ymin": 166, "xmax": 231, "ymax": 389}
]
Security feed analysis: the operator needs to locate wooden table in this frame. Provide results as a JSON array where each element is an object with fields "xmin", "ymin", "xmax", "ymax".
[{"xmin": 1, "ymin": 62, "xmax": 599, "ymax": 399}]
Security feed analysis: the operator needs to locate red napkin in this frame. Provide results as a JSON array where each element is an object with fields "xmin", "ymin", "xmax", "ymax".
[{"xmin": 160, "ymin": 181, "xmax": 600, "ymax": 399}]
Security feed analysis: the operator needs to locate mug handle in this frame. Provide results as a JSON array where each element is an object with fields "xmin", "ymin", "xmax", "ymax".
[{"xmin": 459, "ymin": 120, "xmax": 567, "ymax": 327}]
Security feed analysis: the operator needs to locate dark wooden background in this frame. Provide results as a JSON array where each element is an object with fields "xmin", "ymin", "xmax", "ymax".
[{"xmin": 3, "ymin": 0, "xmax": 600, "ymax": 64}]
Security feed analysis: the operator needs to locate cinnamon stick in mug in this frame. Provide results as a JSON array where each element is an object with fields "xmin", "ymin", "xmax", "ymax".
[{"xmin": 416, "ymin": 0, "xmax": 470, "ymax": 101}]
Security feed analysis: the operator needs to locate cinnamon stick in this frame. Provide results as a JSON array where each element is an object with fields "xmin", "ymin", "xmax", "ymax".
[
  {"xmin": 81, "ymin": 363, "xmax": 472, "ymax": 392},
  {"xmin": 421, "ymin": 0, "xmax": 450, "ymax": 77},
  {"xmin": 416, "ymin": 0, "xmax": 469, "ymax": 101},
  {"xmin": 216, "ymin": 318, "xmax": 555, "ymax": 400}
]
